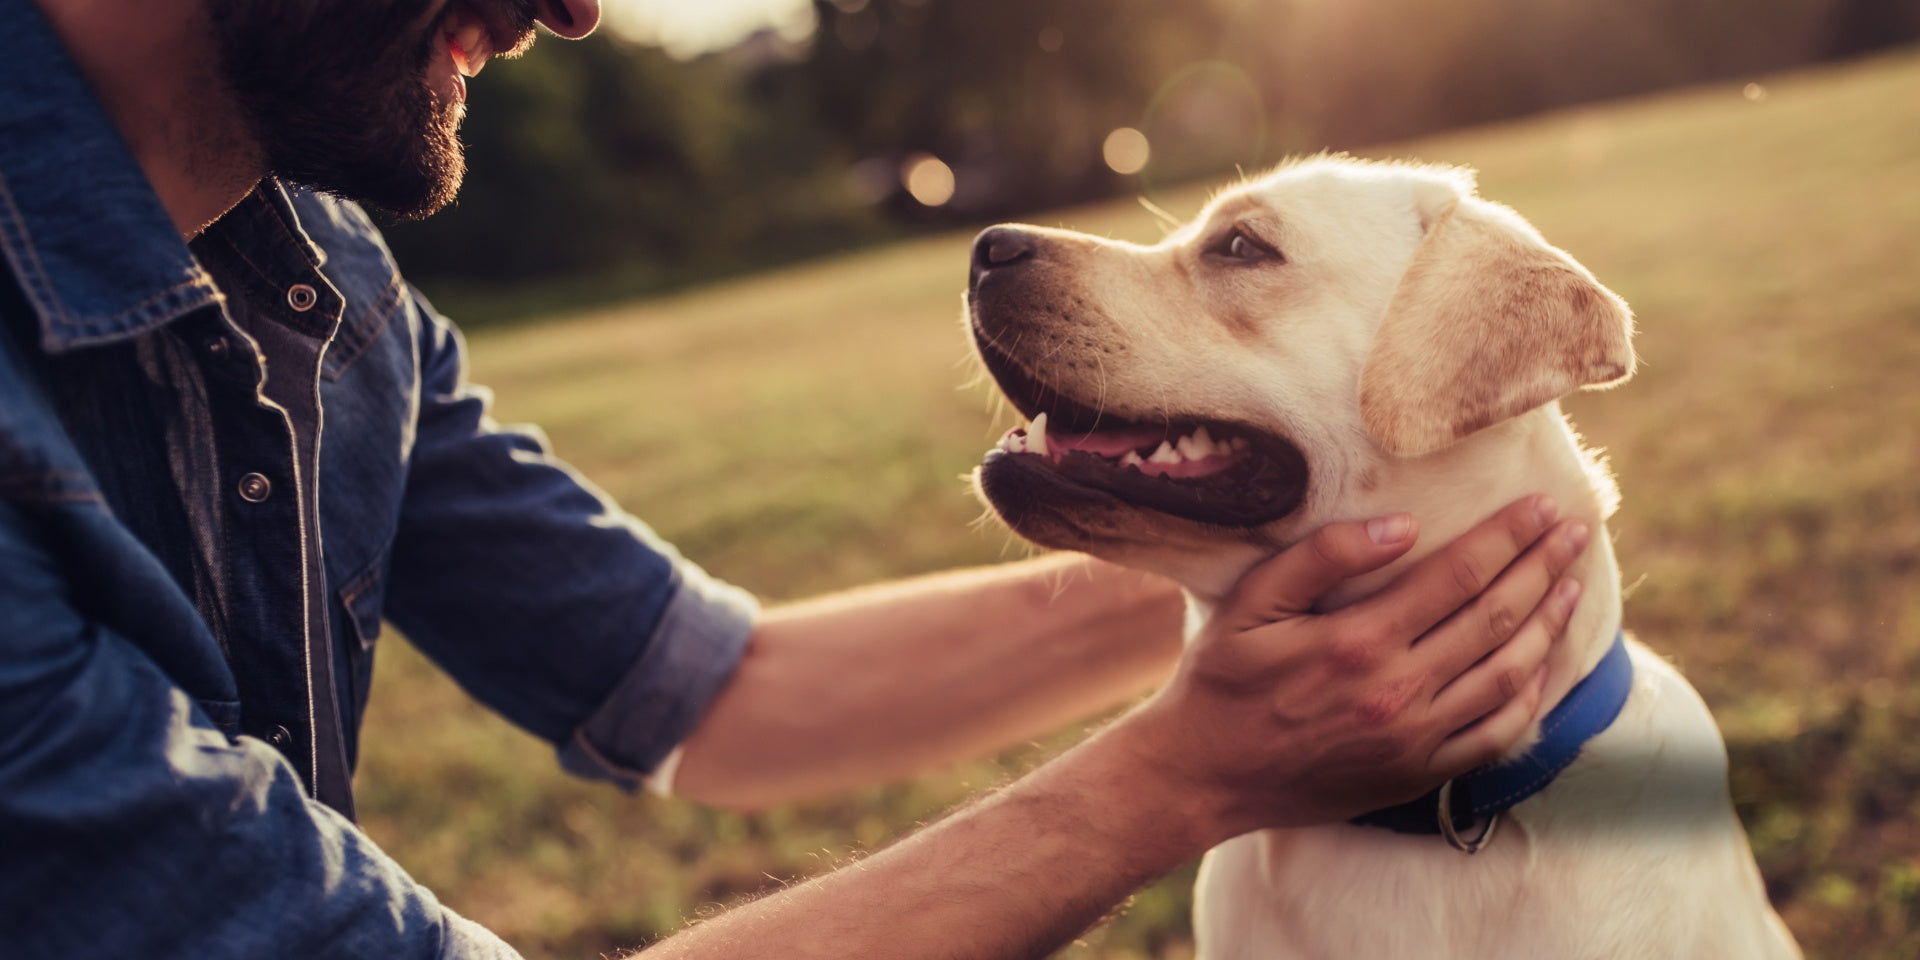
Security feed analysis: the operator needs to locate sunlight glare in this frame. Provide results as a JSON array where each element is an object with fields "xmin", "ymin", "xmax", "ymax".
[{"xmin": 606, "ymin": 0, "xmax": 814, "ymax": 58}]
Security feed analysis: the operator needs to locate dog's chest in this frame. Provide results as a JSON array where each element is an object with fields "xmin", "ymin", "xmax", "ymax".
[{"xmin": 1187, "ymin": 647, "xmax": 1797, "ymax": 960}]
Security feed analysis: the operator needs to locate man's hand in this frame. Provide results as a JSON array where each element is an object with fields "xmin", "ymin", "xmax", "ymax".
[
  {"xmin": 644, "ymin": 496, "xmax": 1589, "ymax": 959},
  {"xmin": 1121, "ymin": 495, "xmax": 1590, "ymax": 840}
]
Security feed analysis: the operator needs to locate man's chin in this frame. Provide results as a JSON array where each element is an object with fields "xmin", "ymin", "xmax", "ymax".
[
  {"xmin": 271, "ymin": 110, "xmax": 466, "ymax": 222},
  {"xmin": 282, "ymin": 157, "xmax": 462, "ymax": 222},
  {"xmin": 358, "ymin": 165, "xmax": 464, "ymax": 222}
]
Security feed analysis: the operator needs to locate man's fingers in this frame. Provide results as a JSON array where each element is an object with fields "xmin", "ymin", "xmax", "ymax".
[
  {"xmin": 1427, "ymin": 664, "xmax": 1549, "ymax": 777},
  {"xmin": 1347, "ymin": 495, "xmax": 1562, "ymax": 646},
  {"xmin": 1427, "ymin": 576, "xmax": 1579, "ymax": 725},
  {"xmin": 1417, "ymin": 520, "xmax": 1591, "ymax": 680},
  {"xmin": 1224, "ymin": 514, "xmax": 1418, "ymax": 626}
]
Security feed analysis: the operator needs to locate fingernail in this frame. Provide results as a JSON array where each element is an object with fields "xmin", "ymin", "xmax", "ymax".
[
  {"xmin": 1555, "ymin": 577, "xmax": 1584, "ymax": 611},
  {"xmin": 1533, "ymin": 495, "xmax": 1558, "ymax": 527},
  {"xmin": 1367, "ymin": 513, "xmax": 1412, "ymax": 544},
  {"xmin": 1562, "ymin": 521, "xmax": 1591, "ymax": 552}
]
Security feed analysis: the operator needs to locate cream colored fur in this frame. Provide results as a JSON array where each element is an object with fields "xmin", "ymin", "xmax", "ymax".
[{"xmin": 968, "ymin": 157, "xmax": 1800, "ymax": 958}]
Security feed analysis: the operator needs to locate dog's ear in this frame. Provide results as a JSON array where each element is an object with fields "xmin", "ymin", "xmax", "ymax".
[{"xmin": 1359, "ymin": 179, "xmax": 1635, "ymax": 458}]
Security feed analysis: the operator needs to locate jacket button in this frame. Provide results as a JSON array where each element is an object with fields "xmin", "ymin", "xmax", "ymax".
[
  {"xmin": 265, "ymin": 725, "xmax": 292, "ymax": 749},
  {"xmin": 237, "ymin": 472, "xmax": 272, "ymax": 503},
  {"xmin": 287, "ymin": 283, "xmax": 319, "ymax": 312}
]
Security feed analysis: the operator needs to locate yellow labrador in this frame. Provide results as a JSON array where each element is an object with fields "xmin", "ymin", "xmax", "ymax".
[{"xmin": 964, "ymin": 157, "xmax": 1800, "ymax": 959}]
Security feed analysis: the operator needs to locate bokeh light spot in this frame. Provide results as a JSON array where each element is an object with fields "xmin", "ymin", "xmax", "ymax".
[
  {"xmin": 1102, "ymin": 127, "xmax": 1151, "ymax": 175},
  {"xmin": 1744, "ymin": 82, "xmax": 1769, "ymax": 102},
  {"xmin": 902, "ymin": 154, "xmax": 956, "ymax": 206},
  {"xmin": 1038, "ymin": 26, "xmax": 1064, "ymax": 53}
]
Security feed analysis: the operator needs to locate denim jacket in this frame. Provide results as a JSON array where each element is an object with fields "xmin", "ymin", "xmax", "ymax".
[{"xmin": 0, "ymin": 2, "xmax": 755, "ymax": 955}]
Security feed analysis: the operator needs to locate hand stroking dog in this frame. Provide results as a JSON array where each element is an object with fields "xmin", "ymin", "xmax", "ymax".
[{"xmin": 964, "ymin": 156, "xmax": 1801, "ymax": 959}]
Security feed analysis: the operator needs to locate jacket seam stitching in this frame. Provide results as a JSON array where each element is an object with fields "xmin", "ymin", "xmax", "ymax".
[{"xmin": 0, "ymin": 168, "xmax": 73, "ymax": 330}]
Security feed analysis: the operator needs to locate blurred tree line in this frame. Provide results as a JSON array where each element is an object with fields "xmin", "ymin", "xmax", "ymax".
[{"xmin": 383, "ymin": 0, "xmax": 1918, "ymax": 317}]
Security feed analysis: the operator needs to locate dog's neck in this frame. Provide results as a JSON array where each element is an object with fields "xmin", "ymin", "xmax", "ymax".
[{"xmin": 1189, "ymin": 403, "xmax": 1623, "ymax": 748}]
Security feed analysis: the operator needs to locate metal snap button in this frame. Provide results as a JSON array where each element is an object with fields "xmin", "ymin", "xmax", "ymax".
[
  {"xmin": 287, "ymin": 283, "xmax": 319, "ymax": 312},
  {"xmin": 237, "ymin": 472, "xmax": 272, "ymax": 503},
  {"xmin": 265, "ymin": 725, "xmax": 293, "ymax": 749},
  {"xmin": 206, "ymin": 336, "xmax": 229, "ymax": 359}
]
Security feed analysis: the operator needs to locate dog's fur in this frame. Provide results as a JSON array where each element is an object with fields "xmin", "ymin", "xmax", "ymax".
[{"xmin": 965, "ymin": 157, "xmax": 1800, "ymax": 959}]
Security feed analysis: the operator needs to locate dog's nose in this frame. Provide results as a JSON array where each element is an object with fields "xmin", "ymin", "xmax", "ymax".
[{"xmin": 970, "ymin": 226, "xmax": 1037, "ymax": 286}]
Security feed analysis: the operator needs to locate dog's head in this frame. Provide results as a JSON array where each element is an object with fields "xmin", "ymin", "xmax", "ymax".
[{"xmin": 966, "ymin": 157, "xmax": 1634, "ymax": 595}]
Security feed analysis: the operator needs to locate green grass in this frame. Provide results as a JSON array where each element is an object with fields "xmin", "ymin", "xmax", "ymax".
[{"xmin": 355, "ymin": 50, "xmax": 1920, "ymax": 958}]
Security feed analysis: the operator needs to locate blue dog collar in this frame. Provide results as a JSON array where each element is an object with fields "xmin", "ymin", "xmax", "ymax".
[{"xmin": 1350, "ymin": 629, "xmax": 1634, "ymax": 844}]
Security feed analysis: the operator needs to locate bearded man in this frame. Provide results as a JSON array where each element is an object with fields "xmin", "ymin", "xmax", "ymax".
[{"xmin": 0, "ymin": 0, "xmax": 1591, "ymax": 956}]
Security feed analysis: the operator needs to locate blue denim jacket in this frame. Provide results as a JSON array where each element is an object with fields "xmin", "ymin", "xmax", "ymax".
[{"xmin": 0, "ymin": 2, "xmax": 755, "ymax": 955}]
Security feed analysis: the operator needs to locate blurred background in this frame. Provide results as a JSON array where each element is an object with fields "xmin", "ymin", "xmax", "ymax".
[
  {"xmin": 386, "ymin": 0, "xmax": 1920, "ymax": 323},
  {"xmin": 359, "ymin": 2, "xmax": 1920, "ymax": 958}
]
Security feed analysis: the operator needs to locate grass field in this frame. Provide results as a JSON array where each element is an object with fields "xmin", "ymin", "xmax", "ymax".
[{"xmin": 355, "ymin": 50, "xmax": 1920, "ymax": 958}]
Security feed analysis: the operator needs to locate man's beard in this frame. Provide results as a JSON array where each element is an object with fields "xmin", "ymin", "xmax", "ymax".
[{"xmin": 206, "ymin": 1, "xmax": 526, "ymax": 221}]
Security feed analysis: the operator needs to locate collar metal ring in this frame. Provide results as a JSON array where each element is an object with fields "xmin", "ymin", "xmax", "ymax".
[{"xmin": 1436, "ymin": 778, "xmax": 1500, "ymax": 855}]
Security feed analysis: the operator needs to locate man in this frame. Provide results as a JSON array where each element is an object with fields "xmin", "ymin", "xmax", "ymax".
[{"xmin": 0, "ymin": 0, "xmax": 1591, "ymax": 956}]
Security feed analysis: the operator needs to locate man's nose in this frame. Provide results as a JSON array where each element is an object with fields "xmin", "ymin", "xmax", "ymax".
[
  {"xmin": 970, "ymin": 226, "xmax": 1038, "ymax": 288},
  {"xmin": 536, "ymin": 0, "xmax": 601, "ymax": 39}
]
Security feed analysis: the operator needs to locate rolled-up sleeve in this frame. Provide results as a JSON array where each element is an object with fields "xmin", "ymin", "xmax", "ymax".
[
  {"xmin": 383, "ymin": 296, "xmax": 755, "ymax": 786},
  {"xmin": 0, "ymin": 502, "xmax": 521, "ymax": 959}
]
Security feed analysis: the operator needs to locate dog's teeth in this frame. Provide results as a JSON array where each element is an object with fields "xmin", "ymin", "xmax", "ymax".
[
  {"xmin": 1028, "ymin": 413, "xmax": 1049, "ymax": 456},
  {"xmin": 1148, "ymin": 441, "xmax": 1181, "ymax": 464},
  {"xmin": 1229, "ymin": 437, "xmax": 1249, "ymax": 452},
  {"xmin": 1178, "ymin": 431, "xmax": 1217, "ymax": 460},
  {"xmin": 1121, "ymin": 450, "xmax": 1145, "ymax": 468}
]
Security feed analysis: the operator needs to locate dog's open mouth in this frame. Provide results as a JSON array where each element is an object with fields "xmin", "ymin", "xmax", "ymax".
[{"xmin": 975, "ymin": 337, "xmax": 1308, "ymax": 527}]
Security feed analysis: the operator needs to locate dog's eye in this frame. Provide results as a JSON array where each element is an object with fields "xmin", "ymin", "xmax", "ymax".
[{"xmin": 1211, "ymin": 228, "xmax": 1282, "ymax": 264}]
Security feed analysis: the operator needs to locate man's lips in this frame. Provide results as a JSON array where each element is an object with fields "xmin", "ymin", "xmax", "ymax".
[
  {"xmin": 442, "ymin": 3, "xmax": 514, "ymax": 78},
  {"xmin": 426, "ymin": 0, "xmax": 598, "ymax": 89},
  {"xmin": 445, "ymin": 28, "xmax": 490, "ymax": 78}
]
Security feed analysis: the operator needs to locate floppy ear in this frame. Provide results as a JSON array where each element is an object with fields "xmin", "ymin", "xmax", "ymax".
[{"xmin": 1359, "ymin": 185, "xmax": 1636, "ymax": 458}]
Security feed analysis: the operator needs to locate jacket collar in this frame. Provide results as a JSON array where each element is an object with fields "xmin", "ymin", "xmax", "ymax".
[{"xmin": 0, "ymin": 0, "xmax": 222, "ymax": 354}]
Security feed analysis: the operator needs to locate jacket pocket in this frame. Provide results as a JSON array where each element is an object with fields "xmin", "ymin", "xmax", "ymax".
[{"xmin": 336, "ymin": 551, "xmax": 389, "ymax": 731}]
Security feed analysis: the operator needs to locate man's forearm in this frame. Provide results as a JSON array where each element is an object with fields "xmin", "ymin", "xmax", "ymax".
[
  {"xmin": 674, "ymin": 554, "xmax": 1186, "ymax": 810},
  {"xmin": 642, "ymin": 717, "xmax": 1215, "ymax": 960}
]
